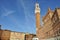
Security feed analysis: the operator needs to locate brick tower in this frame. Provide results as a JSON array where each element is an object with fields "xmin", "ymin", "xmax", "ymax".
[{"xmin": 35, "ymin": 1, "xmax": 41, "ymax": 39}]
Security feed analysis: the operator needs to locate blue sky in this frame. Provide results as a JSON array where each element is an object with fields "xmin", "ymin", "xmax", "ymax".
[{"xmin": 0, "ymin": 0, "xmax": 60, "ymax": 34}]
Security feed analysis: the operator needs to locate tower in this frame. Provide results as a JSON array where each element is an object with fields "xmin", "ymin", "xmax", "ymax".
[{"xmin": 35, "ymin": 1, "xmax": 41, "ymax": 38}]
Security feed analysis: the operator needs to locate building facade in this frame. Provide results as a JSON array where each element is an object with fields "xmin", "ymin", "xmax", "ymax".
[
  {"xmin": 10, "ymin": 31, "xmax": 25, "ymax": 40},
  {"xmin": 0, "ymin": 30, "xmax": 26, "ymax": 40},
  {"xmin": 51, "ymin": 8, "xmax": 60, "ymax": 37},
  {"xmin": 35, "ymin": 1, "xmax": 60, "ymax": 40},
  {"xmin": 0, "ymin": 30, "xmax": 2, "ymax": 40},
  {"xmin": 1, "ymin": 30, "xmax": 11, "ymax": 40},
  {"xmin": 0, "ymin": 29, "xmax": 36, "ymax": 40},
  {"xmin": 25, "ymin": 33, "xmax": 36, "ymax": 40}
]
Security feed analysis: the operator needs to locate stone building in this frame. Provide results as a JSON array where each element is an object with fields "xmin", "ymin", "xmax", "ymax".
[
  {"xmin": 0, "ymin": 30, "xmax": 2, "ymax": 40},
  {"xmin": 35, "ymin": 1, "xmax": 60, "ymax": 40},
  {"xmin": 0, "ymin": 29, "xmax": 36, "ymax": 40},
  {"xmin": 10, "ymin": 31, "xmax": 25, "ymax": 40},
  {"xmin": 0, "ymin": 29, "xmax": 25, "ymax": 40},
  {"xmin": 51, "ymin": 8, "xmax": 60, "ymax": 37},
  {"xmin": 25, "ymin": 33, "xmax": 36, "ymax": 40},
  {"xmin": 1, "ymin": 30, "xmax": 11, "ymax": 40}
]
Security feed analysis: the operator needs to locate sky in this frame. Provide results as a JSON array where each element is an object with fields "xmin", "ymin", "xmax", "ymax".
[{"xmin": 0, "ymin": 0, "xmax": 60, "ymax": 34}]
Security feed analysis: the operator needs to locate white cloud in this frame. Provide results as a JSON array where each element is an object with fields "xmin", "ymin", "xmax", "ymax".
[
  {"xmin": 3, "ymin": 11, "xmax": 15, "ymax": 16},
  {"xmin": 17, "ymin": 0, "xmax": 35, "ymax": 31},
  {"xmin": 1, "ymin": 7, "xmax": 15, "ymax": 17}
]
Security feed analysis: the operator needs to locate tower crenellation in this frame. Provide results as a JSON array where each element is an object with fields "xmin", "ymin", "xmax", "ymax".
[{"xmin": 35, "ymin": 2, "xmax": 40, "ymax": 14}]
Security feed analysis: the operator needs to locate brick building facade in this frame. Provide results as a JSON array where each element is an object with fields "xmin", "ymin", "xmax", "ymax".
[
  {"xmin": 25, "ymin": 33, "xmax": 36, "ymax": 40},
  {"xmin": 0, "ymin": 30, "xmax": 2, "ymax": 40},
  {"xmin": 10, "ymin": 31, "xmax": 25, "ymax": 40},
  {"xmin": 35, "ymin": 1, "xmax": 60, "ymax": 40},
  {"xmin": 0, "ymin": 29, "xmax": 35, "ymax": 40},
  {"xmin": 0, "ymin": 30, "xmax": 11, "ymax": 40}
]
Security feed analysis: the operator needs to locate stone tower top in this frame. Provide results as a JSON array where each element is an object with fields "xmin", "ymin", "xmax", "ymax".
[
  {"xmin": 35, "ymin": 2, "xmax": 40, "ymax": 14},
  {"xmin": 48, "ymin": 8, "xmax": 51, "ymax": 11},
  {"xmin": 48, "ymin": 8, "xmax": 51, "ymax": 12}
]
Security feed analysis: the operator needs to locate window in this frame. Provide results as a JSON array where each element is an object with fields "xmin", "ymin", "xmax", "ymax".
[
  {"xmin": 59, "ymin": 29, "xmax": 60, "ymax": 33},
  {"xmin": 59, "ymin": 29, "xmax": 60, "ymax": 36},
  {"xmin": 53, "ymin": 18, "xmax": 55, "ymax": 23},
  {"xmin": 55, "ymin": 14, "xmax": 57, "ymax": 20}
]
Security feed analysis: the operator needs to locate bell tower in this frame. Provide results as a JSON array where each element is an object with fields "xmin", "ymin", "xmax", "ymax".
[
  {"xmin": 35, "ymin": 1, "xmax": 40, "ymax": 30},
  {"xmin": 35, "ymin": 0, "xmax": 41, "ymax": 38}
]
